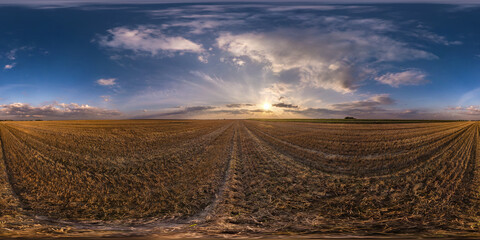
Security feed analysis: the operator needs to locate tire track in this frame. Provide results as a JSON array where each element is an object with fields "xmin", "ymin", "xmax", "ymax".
[{"xmin": 189, "ymin": 121, "xmax": 239, "ymax": 223}]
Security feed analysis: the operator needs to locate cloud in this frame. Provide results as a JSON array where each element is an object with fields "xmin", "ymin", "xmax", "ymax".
[
  {"xmin": 4, "ymin": 46, "xmax": 34, "ymax": 60},
  {"xmin": 0, "ymin": 102, "xmax": 121, "ymax": 120},
  {"xmin": 275, "ymin": 95, "xmax": 395, "ymax": 119},
  {"xmin": 332, "ymin": 94, "xmax": 395, "ymax": 111},
  {"xmin": 284, "ymin": 94, "xmax": 393, "ymax": 116},
  {"xmin": 6, "ymin": 48, "xmax": 19, "ymax": 60},
  {"xmin": 197, "ymin": 55, "xmax": 208, "ymax": 63},
  {"xmin": 232, "ymin": 57, "xmax": 246, "ymax": 66},
  {"xmin": 161, "ymin": 19, "xmax": 244, "ymax": 34},
  {"xmin": 217, "ymin": 24, "xmax": 436, "ymax": 93},
  {"xmin": 137, "ymin": 106, "xmax": 215, "ymax": 118},
  {"xmin": 191, "ymin": 71, "xmax": 224, "ymax": 86},
  {"xmin": 282, "ymin": 94, "xmax": 403, "ymax": 118},
  {"xmin": 98, "ymin": 26, "xmax": 205, "ymax": 55},
  {"xmin": 134, "ymin": 104, "xmax": 279, "ymax": 119},
  {"xmin": 272, "ymin": 103, "xmax": 298, "ymax": 108},
  {"xmin": 267, "ymin": 5, "xmax": 368, "ymax": 11},
  {"xmin": 4, "ymin": 63, "xmax": 15, "ymax": 69},
  {"xmin": 3, "ymin": 47, "xmax": 33, "ymax": 69},
  {"xmin": 101, "ymin": 95, "xmax": 111, "ymax": 102},
  {"xmin": 446, "ymin": 106, "xmax": 480, "ymax": 116},
  {"xmin": 96, "ymin": 78, "xmax": 117, "ymax": 86},
  {"xmin": 2, "ymin": 0, "xmax": 480, "ymax": 8},
  {"xmin": 375, "ymin": 70, "xmax": 428, "ymax": 87},
  {"xmin": 285, "ymin": 106, "xmax": 448, "ymax": 119},
  {"xmin": 259, "ymin": 82, "xmax": 295, "ymax": 102},
  {"xmin": 225, "ymin": 103, "xmax": 254, "ymax": 108},
  {"xmin": 411, "ymin": 29, "xmax": 462, "ymax": 46}
]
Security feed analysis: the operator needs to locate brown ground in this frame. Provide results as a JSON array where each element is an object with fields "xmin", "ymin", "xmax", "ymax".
[{"xmin": 1, "ymin": 120, "xmax": 480, "ymax": 238}]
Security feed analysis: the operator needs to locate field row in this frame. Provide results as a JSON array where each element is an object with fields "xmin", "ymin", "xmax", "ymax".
[{"xmin": 1, "ymin": 120, "xmax": 480, "ymax": 234}]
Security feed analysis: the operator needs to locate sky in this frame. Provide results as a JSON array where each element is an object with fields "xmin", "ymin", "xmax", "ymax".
[{"xmin": 0, "ymin": 1, "xmax": 479, "ymax": 120}]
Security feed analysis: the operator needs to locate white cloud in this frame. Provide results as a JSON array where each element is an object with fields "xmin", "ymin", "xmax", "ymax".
[
  {"xmin": 4, "ymin": 63, "xmax": 15, "ymax": 69},
  {"xmin": 7, "ymin": 51, "xmax": 16, "ymax": 60},
  {"xmin": 446, "ymin": 105, "xmax": 480, "ymax": 117},
  {"xmin": 217, "ymin": 26, "xmax": 435, "ymax": 93},
  {"xmin": 0, "ymin": 102, "xmax": 121, "ymax": 120},
  {"xmin": 96, "ymin": 78, "xmax": 117, "ymax": 86},
  {"xmin": 197, "ymin": 55, "xmax": 208, "ymax": 63},
  {"xmin": 5, "ymin": 46, "xmax": 33, "ymax": 61},
  {"xmin": 101, "ymin": 95, "xmax": 111, "ymax": 102},
  {"xmin": 98, "ymin": 26, "xmax": 204, "ymax": 55},
  {"xmin": 232, "ymin": 57, "xmax": 245, "ymax": 66},
  {"xmin": 375, "ymin": 70, "xmax": 428, "ymax": 87}
]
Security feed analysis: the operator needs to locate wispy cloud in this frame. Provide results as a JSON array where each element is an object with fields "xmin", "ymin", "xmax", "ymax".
[
  {"xmin": 446, "ymin": 106, "xmax": 480, "ymax": 116},
  {"xmin": 96, "ymin": 78, "xmax": 117, "ymax": 86},
  {"xmin": 4, "ymin": 63, "xmax": 15, "ymax": 70},
  {"xmin": 98, "ymin": 26, "xmax": 205, "ymax": 55},
  {"xmin": 101, "ymin": 95, "xmax": 111, "ymax": 102},
  {"xmin": 375, "ymin": 70, "xmax": 429, "ymax": 87},
  {"xmin": 411, "ymin": 29, "xmax": 462, "ymax": 46}
]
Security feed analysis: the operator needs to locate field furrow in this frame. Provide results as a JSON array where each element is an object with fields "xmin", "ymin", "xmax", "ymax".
[
  {"xmin": 1, "ymin": 120, "xmax": 480, "ymax": 236},
  {"xmin": 0, "ymin": 126, "xmax": 23, "ymax": 217}
]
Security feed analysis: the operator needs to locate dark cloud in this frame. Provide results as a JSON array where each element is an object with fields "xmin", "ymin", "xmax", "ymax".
[
  {"xmin": 0, "ymin": 102, "xmax": 121, "ymax": 120},
  {"xmin": 332, "ymin": 94, "xmax": 395, "ymax": 111},
  {"xmin": 284, "ymin": 94, "xmax": 395, "ymax": 118},
  {"xmin": 135, "ymin": 105, "xmax": 276, "ymax": 118},
  {"xmin": 284, "ymin": 107, "xmax": 338, "ymax": 115},
  {"xmin": 285, "ymin": 107, "xmax": 434, "ymax": 119},
  {"xmin": 225, "ymin": 103, "xmax": 254, "ymax": 108},
  {"xmin": 249, "ymin": 109, "xmax": 272, "ymax": 113},
  {"xmin": 214, "ymin": 109, "xmax": 250, "ymax": 115},
  {"xmin": 137, "ymin": 106, "xmax": 216, "ymax": 118},
  {"xmin": 272, "ymin": 103, "xmax": 298, "ymax": 108}
]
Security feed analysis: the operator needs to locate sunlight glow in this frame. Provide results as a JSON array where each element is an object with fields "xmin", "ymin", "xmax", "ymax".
[{"xmin": 263, "ymin": 102, "xmax": 272, "ymax": 111}]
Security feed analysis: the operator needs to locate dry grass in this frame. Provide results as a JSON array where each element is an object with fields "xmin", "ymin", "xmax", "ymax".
[{"xmin": 1, "ymin": 120, "xmax": 480, "ymax": 237}]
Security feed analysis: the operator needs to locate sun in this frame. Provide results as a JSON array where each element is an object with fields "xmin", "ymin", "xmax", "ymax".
[{"xmin": 263, "ymin": 102, "xmax": 272, "ymax": 111}]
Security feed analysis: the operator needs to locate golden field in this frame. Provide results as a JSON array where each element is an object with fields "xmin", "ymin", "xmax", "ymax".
[{"xmin": 1, "ymin": 120, "xmax": 480, "ymax": 238}]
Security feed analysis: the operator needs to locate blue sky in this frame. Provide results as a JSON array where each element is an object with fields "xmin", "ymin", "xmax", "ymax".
[{"xmin": 0, "ymin": 1, "xmax": 479, "ymax": 119}]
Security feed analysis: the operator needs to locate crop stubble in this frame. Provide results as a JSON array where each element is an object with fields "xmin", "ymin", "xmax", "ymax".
[{"xmin": 0, "ymin": 120, "xmax": 480, "ymax": 235}]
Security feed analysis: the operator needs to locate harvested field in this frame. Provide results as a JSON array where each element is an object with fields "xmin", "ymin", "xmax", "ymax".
[{"xmin": 1, "ymin": 119, "xmax": 480, "ymax": 238}]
